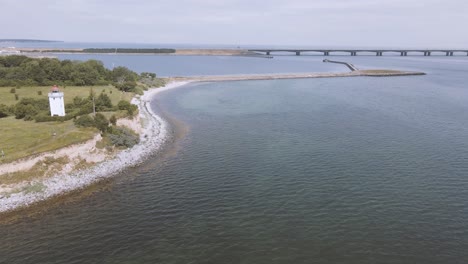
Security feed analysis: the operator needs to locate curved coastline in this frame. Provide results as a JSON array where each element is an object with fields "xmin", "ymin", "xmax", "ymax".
[
  {"xmin": 0, "ymin": 68, "xmax": 425, "ymax": 214},
  {"xmin": 0, "ymin": 81, "xmax": 191, "ymax": 214}
]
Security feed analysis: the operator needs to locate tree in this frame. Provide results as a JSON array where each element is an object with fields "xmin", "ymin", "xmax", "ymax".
[
  {"xmin": 112, "ymin": 66, "xmax": 138, "ymax": 92},
  {"xmin": 95, "ymin": 93, "xmax": 113, "ymax": 111},
  {"xmin": 94, "ymin": 113, "xmax": 109, "ymax": 133},
  {"xmin": 111, "ymin": 66, "xmax": 138, "ymax": 83},
  {"xmin": 70, "ymin": 63, "xmax": 100, "ymax": 86},
  {"xmin": 115, "ymin": 81, "xmax": 137, "ymax": 92}
]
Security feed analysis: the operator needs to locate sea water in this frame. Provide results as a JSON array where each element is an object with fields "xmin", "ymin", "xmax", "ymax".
[{"xmin": 1, "ymin": 55, "xmax": 468, "ymax": 263}]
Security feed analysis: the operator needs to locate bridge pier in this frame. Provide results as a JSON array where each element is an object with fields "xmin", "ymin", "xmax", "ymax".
[{"xmin": 248, "ymin": 49, "xmax": 467, "ymax": 57}]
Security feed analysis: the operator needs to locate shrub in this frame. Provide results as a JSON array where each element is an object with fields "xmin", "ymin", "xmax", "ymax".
[
  {"xmin": 37, "ymin": 90, "xmax": 42, "ymax": 95},
  {"xmin": 117, "ymin": 100, "xmax": 131, "ymax": 111},
  {"xmin": 74, "ymin": 115, "xmax": 95, "ymax": 127},
  {"xmin": 94, "ymin": 113, "xmax": 109, "ymax": 133},
  {"xmin": 127, "ymin": 104, "xmax": 138, "ymax": 116},
  {"xmin": 0, "ymin": 104, "xmax": 9, "ymax": 118},
  {"xmin": 14, "ymin": 104, "xmax": 37, "ymax": 119},
  {"xmin": 108, "ymin": 126, "xmax": 139, "ymax": 148},
  {"xmin": 95, "ymin": 92, "xmax": 113, "ymax": 111},
  {"xmin": 34, "ymin": 114, "xmax": 73, "ymax": 123},
  {"xmin": 14, "ymin": 94, "xmax": 19, "ymax": 100},
  {"xmin": 10, "ymin": 88, "xmax": 15, "ymax": 93},
  {"xmin": 117, "ymin": 100, "xmax": 138, "ymax": 116},
  {"xmin": 109, "ymin": 115, "xmax": 117, "ymax": 126},
  {"xmin": 114, "ymin": 81, "xmax": 137, "ymax": 92}
]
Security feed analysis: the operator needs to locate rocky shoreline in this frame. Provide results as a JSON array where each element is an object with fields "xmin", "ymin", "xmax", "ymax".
[
  {"xmin": 0, "ymin": 68, "xmax": 425, "ymax": 214},
  {"xmin": 0, "ymin": 81, "xmax": 190, "ymax": 214}
]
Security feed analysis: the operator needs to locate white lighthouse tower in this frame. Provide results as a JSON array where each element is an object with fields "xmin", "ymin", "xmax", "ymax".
[{"xmin": 48, "ymin": 85, "xmax": 65, "ymax": 116}]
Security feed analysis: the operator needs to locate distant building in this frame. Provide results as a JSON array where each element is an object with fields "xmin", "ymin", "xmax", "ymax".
[{"xmin": 48, "ymin": 85, "xmax": 65, "ymax": 116}]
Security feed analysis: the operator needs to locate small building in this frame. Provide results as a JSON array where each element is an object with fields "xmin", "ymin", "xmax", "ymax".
[{"xmin": 48, "ymin": 85, "xmax": 65, "ymax": 116}]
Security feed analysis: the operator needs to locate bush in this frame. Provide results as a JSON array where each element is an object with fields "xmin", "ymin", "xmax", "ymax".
[
  {"xmin": 74, "ymin": 115, "xmax": 95, "ymax": 127},
  {"xmin": 114, "ymin": 81, "xmax": 137, "ymax": 92},
  {"xmin": 37, "ymin": 90, "xmax": 42, "ymax": 95},
  {"xmin": 117, "ymin": 100, "xmax": 131, "ymax": 111},
  {"xmin": 35, "ymin": 114, "xmax": 73, "ymax": 122},
  {"xmin": 10, "ymin": 88, "xmax": 16, "ymax": 93},
  {"xmin": 109, "ymin": 115, "xmax": 117, "ymax": 126},
  {"xmin": 117, "ymin": 100, "xmax": 138, "ymax": 116},
  {"xmin": 95, "ymin": 92, "xmax": 113, "ymax": 111},
  {"xmin": 14, "ymin": 94, "xmax": 19, "ymax": 100},
  {"xmin": 94, "ymin": 113, "xmax": 109, "ymax": 133},
  {"xmin": 0, "ymin": 104, "xmax": 9, "ymax": 118},
  {"xmin": 14, "ymin": 104, "xmax": 37, "ymax": 119},
  {"xmin": 108, "ymin": 126, "xmax": 139, "ymax": 148}
]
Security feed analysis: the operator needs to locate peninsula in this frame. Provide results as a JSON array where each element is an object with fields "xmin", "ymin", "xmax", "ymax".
[{"xmin": 0, "ymin": 55, "xmax": 425, "ymax": 215}]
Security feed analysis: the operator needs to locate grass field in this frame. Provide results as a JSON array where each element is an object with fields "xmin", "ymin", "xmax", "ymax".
[
  {"xmin": 0, "ymin": 85, "xmax": 134, "ymax": 106},
  {"xmin": 0, "ymin": 116, "xmax": 97, "ymax": 163},
  {"xmin": 0, "ymin": 85, "xmax": 136, "ymax": 164}
]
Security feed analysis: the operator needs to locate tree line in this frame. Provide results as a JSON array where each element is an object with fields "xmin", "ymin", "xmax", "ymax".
[{"xmin": 0, "ymin": 55, "xmax": 148, "ymax": 90}]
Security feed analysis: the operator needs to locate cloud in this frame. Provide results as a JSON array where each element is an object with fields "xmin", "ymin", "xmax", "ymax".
[{"xmin": 1, "ymin": 0, "xmax": 467, "ymax": 47}]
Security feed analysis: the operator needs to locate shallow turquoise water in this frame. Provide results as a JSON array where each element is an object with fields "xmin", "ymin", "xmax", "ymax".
[{"xmin": 1, "ymin": 57, "xmax": 468, "ymax": 263}]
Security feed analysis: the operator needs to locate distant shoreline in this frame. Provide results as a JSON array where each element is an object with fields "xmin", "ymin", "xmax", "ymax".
[{"xmin": 15, "ymin": 48, "xmax": 256, "ymax": 56}]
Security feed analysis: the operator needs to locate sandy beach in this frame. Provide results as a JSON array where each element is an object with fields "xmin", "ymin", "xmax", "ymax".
[{"xmin": 0, "ymin": 81, "xmax": 191, "ymax": 214}]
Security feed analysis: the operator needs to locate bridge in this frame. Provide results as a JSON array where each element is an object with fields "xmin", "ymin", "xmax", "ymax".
[{"xmin": 248, "ymin": 49, "xmax": 468, "ymax": 56}]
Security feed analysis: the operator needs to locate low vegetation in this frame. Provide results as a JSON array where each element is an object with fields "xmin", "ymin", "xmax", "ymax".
[
  {"xmin": 2, "ymin": 156, "xmax": 70, "ymax": 185},
  {"xmin": 0, "ymin": 55, "xmax": 160, "ymax": 164}
]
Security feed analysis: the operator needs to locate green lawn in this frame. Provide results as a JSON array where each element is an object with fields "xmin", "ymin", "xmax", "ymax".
[
  {"xmin": 0, "ymin": 116, "xmax": 97, "ymax": 163},
  {"xmin": 0, "ymin": 85, "xmax": 134, "ymax": 106},
  {"xmin": 0, "ymin": 85, "xmax": 136, "ymax": 164}
]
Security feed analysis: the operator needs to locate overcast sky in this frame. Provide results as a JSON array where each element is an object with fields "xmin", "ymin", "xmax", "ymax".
[{"xmin": 2, "ymin": 0, "xmax": 467, "ymax": 48}]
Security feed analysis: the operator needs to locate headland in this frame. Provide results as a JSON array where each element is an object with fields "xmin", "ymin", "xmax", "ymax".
[{"xmin": 0, "ymin": 63, "xmax": 425, "ymax": 214}]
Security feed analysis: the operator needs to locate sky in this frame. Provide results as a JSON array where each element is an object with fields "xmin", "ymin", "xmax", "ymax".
[{"xmin": 1, "ymin": 0, "xmax": 467, "ymax": 48}]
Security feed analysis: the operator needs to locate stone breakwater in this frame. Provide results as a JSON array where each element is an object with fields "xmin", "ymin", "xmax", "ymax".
[{"xmin": 0, "ymin": 81, "xmax": 190, "ymax": 214}]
